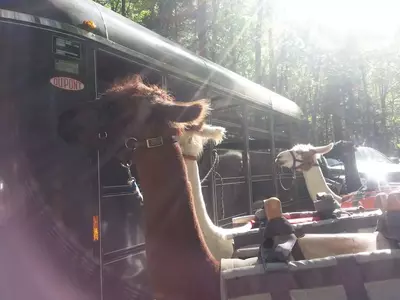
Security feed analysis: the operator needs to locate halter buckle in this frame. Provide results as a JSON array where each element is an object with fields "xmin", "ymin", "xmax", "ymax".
[{"xmin": 146, "ymin": 136, "xmax": 164, "ymax": 148}]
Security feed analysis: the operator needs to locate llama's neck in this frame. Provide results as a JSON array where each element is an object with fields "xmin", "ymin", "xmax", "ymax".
[
  {"xmin": 342, "ymin": 153, "xmax": 363, "ymax": 193},
  {"xmin": 303, "ymin": 165, "xmax": 342, "ymax": 202},
  {"xmin": 185, "ymin": 159, "xmax": 219, "ymax": 232},
  {"xmin": 135, "ymin": 143, "xmax": 220, "ymax": 300},
  {"xmin": 184, "ymin": 159, "xmax": 251, "ymax": 260}
]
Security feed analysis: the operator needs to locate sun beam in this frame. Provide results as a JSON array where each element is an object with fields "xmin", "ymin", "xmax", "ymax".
[{"xmin": 274, "ymin": 0, "xmax": 400, "ymax": 49}]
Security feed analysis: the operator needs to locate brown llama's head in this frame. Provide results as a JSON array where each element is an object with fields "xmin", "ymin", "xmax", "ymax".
[{"xmin": 58, "ymin": 75, "xmax": 209, "ymax": 156}]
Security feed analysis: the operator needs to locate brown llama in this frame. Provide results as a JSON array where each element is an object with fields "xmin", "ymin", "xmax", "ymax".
[{"xmin": 57, "ymin": 75, "xmax": 220, "ymax": 300}]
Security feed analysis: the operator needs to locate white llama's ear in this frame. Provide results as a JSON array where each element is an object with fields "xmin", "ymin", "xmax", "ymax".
[
  {"xmin": 311, "ymin": 143, "xmax": 334, "ymax": 155},
  {"xmin": 197, "ymin": 124, "xmax": 226, "ymax": 145}
]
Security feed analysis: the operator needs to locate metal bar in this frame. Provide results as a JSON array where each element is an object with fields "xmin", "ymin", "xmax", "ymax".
[
  {"xmin": 161, "ymin": 74, "xmax": 167, "ymax": 89},
  {"xmin": 208, "ymin": 100, "xmax": 219, "ymax": 225},
  {"xmin": 215, "ymin": 181, "xmax": 246, "ymax": 186},
  {"xmin": 288, "ymin": 121, "xmax": 299, "ymax": 203},
  {"xmin": 211, "ymin": 119, "xmax": 241, "ymax": 129},
  {"xmin": 269, "ymin": 111, "xmax": 278, "ymax": 195},
  {"xmin": 103, "ymin": 244, "xmax": 146, "ymax": 265},
  {"xmin": 218, "ymin": 212, "xmax": 248, "ymax": 223},
  {"xmin": 210, "ymin": 137, "xmax": 219, "ymax": 225},
  {"xmin": 241, "ymin": 104, "xmax": 253, "ymax": 214},
  {"xmin": 211, "ymin": 103, "xmax": 242, "ymax": 112},
  {"xmin": 94, "ymin": 49, "xmax": 100, "ymax": 100},
  {"xmin": 101, "ymin": 192, "xmax": 139, "ymax": 198},
  {"xmin": 93, "ymin": 48, "xmax": 104, "ymax": 300},
  {"xmin": 96, "ymin": 151, "xmax": 104, "ymax": 300}
]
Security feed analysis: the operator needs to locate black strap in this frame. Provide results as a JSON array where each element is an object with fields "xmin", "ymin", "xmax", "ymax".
[
  {"xmin": 291, "ymin": 240, "xmax": 305, "ymax": 260},
  {"xmin": 125, "ymin": 135, "xmax": 178, "ymax": 150},
  {"xmin": 258, "ymin": 218, "xmax": 305, "ymax": 269},
  {"xmin": 274, "ymin": 234, "xmax": 304, "ymax": 261}
]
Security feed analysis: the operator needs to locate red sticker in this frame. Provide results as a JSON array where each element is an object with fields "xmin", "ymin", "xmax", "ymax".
[{"xmin": 50, "ymin": 76, "xmax": 84, "ymax": 91}]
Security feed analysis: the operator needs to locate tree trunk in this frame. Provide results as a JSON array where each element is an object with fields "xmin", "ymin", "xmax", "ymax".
[
  {"xmin": 121, "ymin": 0, "xmax": 126, "ymax": 16},
  {"xmin": 342, "ymin": 79, "xmax": 356, "ymax": 141},
  {"xmin": 196, "ymin": 0, "xmax": 208, "ymax": 57},
  {"xmin": 229, "ymin": 0, "xmax": 237, "ymax": 71},
  {"xmin": 332, "ymin": 114, "xmax": 344, "ymax": 141},
  {"xmin": 268, "ymin": 27, "xmax": 276, "ymax": 91},
  {"xmin": 380, "ymin": 84, "xmax": 388, "ymax": 152},
  {"xmin": 325, "ymin": 81, "xmax": 344, "ymax": 142},
  {"xmin": 210, "ymin": 0, "xmax": 218, "ymax": 61},
  {"xmin": 254, "ymin": 0, "xmax": 264, "ymax": 84},
  {"xmin": 324, "ymin": 113, "xmax": 329, "ymax": 143},
  {"xmin": 158, "ymin": 1, "xmax": 170, "ymax": 37},
  {"xmin": 360, "ymin": 65, "xmax": 372, "ymax": 144},
  {"xmin": 311, "ymin": 64, "xmax": 321, "ymax": 144},
  {"xmin": 171, "ymin": 0, "xmax": 178, "ymax": 41}
]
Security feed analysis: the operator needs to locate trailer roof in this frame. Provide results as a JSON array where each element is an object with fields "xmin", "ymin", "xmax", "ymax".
[{"xmin": 0, "ymin": 0, "xmax": 303, "ymax": 119}]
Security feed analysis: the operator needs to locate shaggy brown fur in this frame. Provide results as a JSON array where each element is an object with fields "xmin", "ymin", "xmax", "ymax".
[{"xmin": 58, "ymin": 75, "xmax": 221, "ymax": 300}]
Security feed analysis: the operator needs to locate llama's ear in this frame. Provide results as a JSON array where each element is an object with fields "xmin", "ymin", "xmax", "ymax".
[
  {"xmin": 311, "ymin": 143, "xmax": 334, "ymax": 155},
  {"xmin": 154, "ymin": 99, "xmax": 210, "ymax": 125},
  {"xmin": 198, "ymin": 124, "xmax": 226, "ymax": 145}
]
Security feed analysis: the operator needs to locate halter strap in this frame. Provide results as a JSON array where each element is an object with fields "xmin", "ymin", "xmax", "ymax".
[
  {"xmin": 125, "ymin": 136, "xmax": 178, "ymax": 150},
  {"xmin": 278, "ymin": 150, "xmax": 319, "ymax": 191},
  {"xmin": 289, "ymin": 150, "xmax": 319, "ymax": 171}
]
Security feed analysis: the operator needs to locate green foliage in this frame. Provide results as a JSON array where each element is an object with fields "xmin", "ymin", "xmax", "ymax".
[{"xmin": 93, "ymin": 0, "xmax": 400, "ymax": 154}]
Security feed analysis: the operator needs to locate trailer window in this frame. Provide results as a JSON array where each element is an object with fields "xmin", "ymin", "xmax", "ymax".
[
  {"xmin": 247, "ymin": 108, "xmax": 269, "ymax": 131},
  {"xmin": 246, "ymin": 107, "xmax": 276, "ymax": 205},
  {"xmin": 166, "ymin": 75, "xmax": 206, "ymax": 102},
  {"xmin": 274, "ymin": 114, "xmax": 291, "ymax": 143},
  {"xmin": 211, "ymin": 105, "xmax": 243, "ymax": 127},
  {"xmin": 96, "ymin": 50, "xmax": 163, "ymax": 97}
]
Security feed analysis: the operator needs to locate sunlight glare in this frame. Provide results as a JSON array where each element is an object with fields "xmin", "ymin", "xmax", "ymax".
[{"xmin": 274, "ymin": 0, "xmax": 400, "ymax": 48}]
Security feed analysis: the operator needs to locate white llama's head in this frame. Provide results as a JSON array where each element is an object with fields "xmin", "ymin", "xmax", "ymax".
[
  {"xmin": 178, "ymin": 124, "xmax": 226, "ymax": 158},
  {"xmin": 276, "ymin": 143, "xmax": 334, "ymax": 171}
]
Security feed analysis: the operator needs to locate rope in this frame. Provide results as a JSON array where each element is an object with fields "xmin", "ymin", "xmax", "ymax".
[
  {"xmin": 200, "ymin": 149, "xmax": 225, "ymax": 219},
  {"xmin": 200, "ymin": 149, "xmax": 219, "ymax": 184},
  {"xmin": 278, "ymin": 166, "xmax": 296, "ymax": 191},
  {"xmin": 215, "ymin": 170, "xmax": 225, "ymax": 219}
]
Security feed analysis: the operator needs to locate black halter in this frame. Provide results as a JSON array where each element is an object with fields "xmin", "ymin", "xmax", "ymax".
[
  {"xmin": 119, "ymin": 135, "xmax": 179, "ymax": 205},
  {"xmin": 278, "ymin": 150, "xmax": 319, "ymax": 191},
  {"xmin": 124, "ymin": 136, "xmax": 179, "ymax": 151},
  {"xmin": 290, "ymin": 150, "xmax": 320, "ymax": 171}
]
